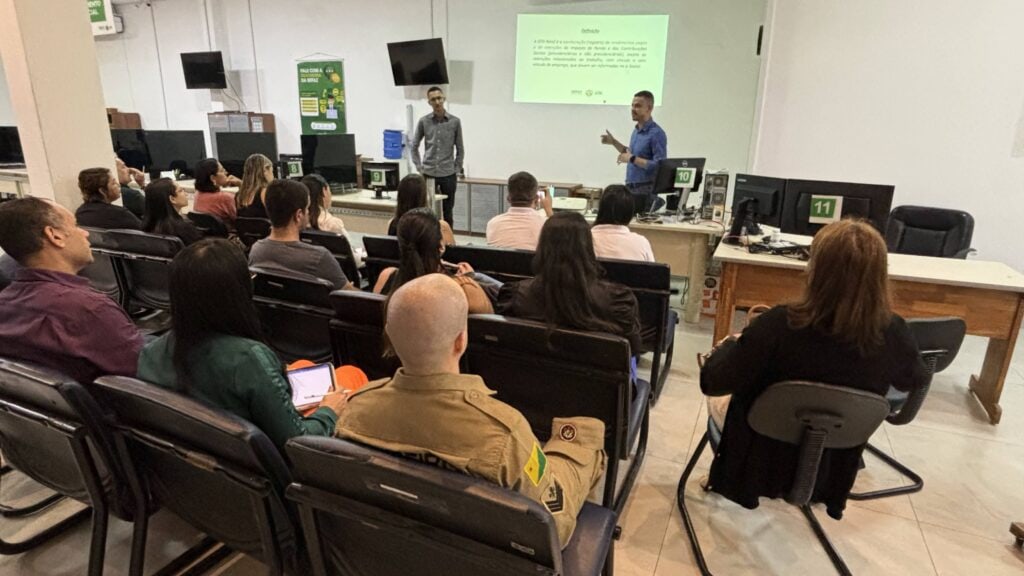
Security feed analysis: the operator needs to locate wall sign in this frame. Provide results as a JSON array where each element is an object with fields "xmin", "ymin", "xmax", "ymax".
[
  {"xmin": 297, "ymin": 60, "xmax": 347, "ymax": 135},
  {"xmin": 88, "ymin": 0, "xmax": 116, "ymax": 36}
]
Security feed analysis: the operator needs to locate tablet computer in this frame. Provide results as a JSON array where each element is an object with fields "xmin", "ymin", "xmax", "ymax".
[{"xmin": 287, "ymin": 363, "xmax": 336, "ymax": 410}]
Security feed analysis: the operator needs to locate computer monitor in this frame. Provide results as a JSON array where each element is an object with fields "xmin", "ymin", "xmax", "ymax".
[
  {"xmin": 361, "ymin": 161, "xmax": 400, "ymax": 192},
  {"xmin": 731, "ymin": 174, "xmax": 786, "ymax": 234},
  {"xmin": 780, "ymin": 178, "xmax": 895, "ymax": 236},
  {"xmin": 0, "ymin": 127, "xmax": 24, "ymax": 166},
  {"xmin": 653, "ymin": 157, "xmax": 705, "ymax": 213},
  {"xmin": 111, "ymin": 129, "xmax": 149, "ymax": 170},
  {"xmin": 216, "ymin": 132, "xmax": 278, "ymax": 180},
  {"xmin": 301, "ymin": 134, "xmax": 357, "ymax": 192},
  {"xmin": 144, "ymin": 130, "xmax": 206, "ymax": 179}
]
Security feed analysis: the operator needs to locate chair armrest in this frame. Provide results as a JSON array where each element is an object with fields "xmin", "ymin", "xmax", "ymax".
[
  {"xmin": 887, "ymin": 379, "xmax": 931, "ymax": 425},
  {"xmin": 953, "ymin": 247, "xmax": 976, "ymax": 259}
]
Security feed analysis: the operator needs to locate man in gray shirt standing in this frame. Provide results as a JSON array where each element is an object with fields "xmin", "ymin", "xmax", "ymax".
[{"xmin": 411, "ymin": 86, "xmax": 464, "ymax": 229}]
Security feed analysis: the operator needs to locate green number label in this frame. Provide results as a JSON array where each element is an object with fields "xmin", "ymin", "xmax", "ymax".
[
  {"xmin": 675, "ymin": 168, "xmax": 695, "ymax": 187},
  {"xmin": 811, "ymin": 198, "xmax": 836, "ymax": 218}
]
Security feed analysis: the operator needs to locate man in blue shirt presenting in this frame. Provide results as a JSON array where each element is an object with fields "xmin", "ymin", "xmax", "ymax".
[{"xmin": 601, "ymin": 90, "xmax": 667, "ymax": 214}]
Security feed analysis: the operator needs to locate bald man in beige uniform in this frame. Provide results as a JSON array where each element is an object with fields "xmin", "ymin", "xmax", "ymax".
[{"xmin": 336, "ymin": 273, "xmax": 606, "ymax": 547}]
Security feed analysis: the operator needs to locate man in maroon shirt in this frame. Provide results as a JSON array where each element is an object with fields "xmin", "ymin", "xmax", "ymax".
[{"xmin": 0, "ymin": 197, "xmax": 142, "ymax": 383}]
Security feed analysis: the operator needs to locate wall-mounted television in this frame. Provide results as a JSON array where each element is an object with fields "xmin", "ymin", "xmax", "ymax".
[
  {"xmin": 387, "ymin": 38, "xmax": 449, "ymax": 86},
  {"xmin": 181, "ymin": 51, "xmax": 227, "ymax": 89}
]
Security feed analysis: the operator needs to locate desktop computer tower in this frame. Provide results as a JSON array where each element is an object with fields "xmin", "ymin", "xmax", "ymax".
[{"xmin": 703, "ymin": 171, "xmax": 729, "ymax": 222}]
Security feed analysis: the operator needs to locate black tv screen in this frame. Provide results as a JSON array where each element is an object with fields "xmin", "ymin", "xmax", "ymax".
[
  {"xmin": 0, "ymin": 127, "xmax": 25, "ymax": 165},
  {"xmin": 145, "ymin": 130, "xmax": 206, "ymax": 178},
  {"xmin": 111, "ymin": 129, "xmax": 150, "ymax": 170},
  {"xmin": 387, "ymin": 39, "xmax": 449, "ymax": 86},
  {"xmin": 181, "ymin": 51, "xmax": 227, "ymax": 89},
  {"xmin": 216, "ymin": 132, "xmax": 278, "ymax": 179},
  {"xmin": 301, "ymin": 134, "xmax": 357, "ymax": 186}
]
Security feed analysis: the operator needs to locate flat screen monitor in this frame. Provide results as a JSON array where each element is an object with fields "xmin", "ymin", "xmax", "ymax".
[
  {"xmin": 387, "ymin": 39, "xmax": 449, "ymax": 86},
  {"xmin": 780, "ymin": 178, "xmax": 895, "ymax": 236},
  {"xmin": 361, "ymin": 161, "xmax": 400, "ymax": 191},
  {"xmin": 216, "ymin": 132, "xmax": 278, "ymax": 180},
  {"xmin": 181, "ymin": 51, "xmax": 227, "ymax": 89},
  {"xmin": 654, "ymin": 158, "xmax": 705, "ymax": 213},
  {"xmin": 111, "ymin": 129, "xmax": 150, "ymax": 170},
  {"xmin": 301, "ymin": 134, "xmax": 357, "ymax": 190},
  {"xmin": 145, "ymin": 130, "xmax": 206, "ymax": 178},
  {"xmin": 731, "ymin": 174, "xmax": 786, "ymax": 231},
  {"xmin": 0, "ymin": 127, "xmax": 24, "ymax": 165}
]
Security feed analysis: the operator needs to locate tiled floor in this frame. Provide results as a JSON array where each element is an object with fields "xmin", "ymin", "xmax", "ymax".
[{"xmin": 1, "ymin": 304, "xmax": 1023, "ymax": 574}]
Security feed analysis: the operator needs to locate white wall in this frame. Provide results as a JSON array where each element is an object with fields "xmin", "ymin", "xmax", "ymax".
[
  {"xmin": 754, "ymin": 0, "xmax": 1024, "ymax": 270},
  {"xmin": 0, "ymin": 58, "xmax": 14, "ymax": 125}
]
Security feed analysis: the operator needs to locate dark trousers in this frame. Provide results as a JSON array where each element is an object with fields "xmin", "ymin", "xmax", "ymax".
[
  {"xmin": 432, "ymin": 173, "xmax": 458, "ymax": 229},
  {"xmin": 627, "ymin": 182, "xmax": 663, "ymax": 214}
]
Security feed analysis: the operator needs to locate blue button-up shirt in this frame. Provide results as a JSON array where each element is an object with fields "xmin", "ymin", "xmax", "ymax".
[{"xmin": 626, "ymin": 118, "xmax": 667, "ymax": 184}]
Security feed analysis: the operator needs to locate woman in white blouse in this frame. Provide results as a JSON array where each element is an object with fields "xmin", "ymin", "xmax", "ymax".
[{"xmin": 591, "ymin": 184, "xmax": 655, "ymax": 262}]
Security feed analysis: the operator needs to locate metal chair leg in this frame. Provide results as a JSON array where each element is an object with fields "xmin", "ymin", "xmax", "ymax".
[
  {"xmin": 800, "ymin": 505, "xmax": 852, "ymax": 576},
  {"xmin": 0, "ymin": 465, "xmax": 66, "ymax": 518},
  {"xmin": 847, "ymin": 442, "xmax": 923, "ymax": 501},
  {"xmin": 0, "ymin": 505, "xmax": 91, "ymax": 555},
  {"xmin": 613, "ymin": 402, "xmax": 650, "ymax": 515},
  {"xmin": 676, "ymin": 432, "xmax": 712, "ymax": 576}
]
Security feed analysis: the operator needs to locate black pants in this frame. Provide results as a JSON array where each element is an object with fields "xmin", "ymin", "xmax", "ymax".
[{"xmin": 432, "ymin": 173, "xmax": 458, "ymax": 229}]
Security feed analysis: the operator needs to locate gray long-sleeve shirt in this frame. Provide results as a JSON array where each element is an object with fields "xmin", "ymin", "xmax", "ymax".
[{"xmin": 411, "ymin": 111, "xmax": 464, "ymax": 178}]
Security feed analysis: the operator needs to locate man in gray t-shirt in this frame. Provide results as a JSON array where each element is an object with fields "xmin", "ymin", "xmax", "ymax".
[{"xmin": 248, "ymin": 179, "xmax": 353, "ymax": 291}]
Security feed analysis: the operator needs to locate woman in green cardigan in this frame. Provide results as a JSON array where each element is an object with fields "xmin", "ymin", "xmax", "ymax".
[{"xmin": 137, "ymin": 238, "xmax": 356, "ymax": 449}]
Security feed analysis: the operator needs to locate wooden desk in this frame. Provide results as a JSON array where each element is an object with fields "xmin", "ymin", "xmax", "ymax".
[
  {"xmin": 0, "ymin": 168, "xmax": 30, "ymax": 197},
  {"xmin": 712, "ymin": 237, "xmax": 1024, "ymax": 424},
  {"xmin": 329, "ymin": 190, "xmax": 445, "ymax": 236}
]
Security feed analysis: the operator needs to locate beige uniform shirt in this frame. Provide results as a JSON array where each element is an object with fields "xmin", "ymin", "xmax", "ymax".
[{"xmin": 336, "ymin": 369, "xmax": 607, "ymax": 547}]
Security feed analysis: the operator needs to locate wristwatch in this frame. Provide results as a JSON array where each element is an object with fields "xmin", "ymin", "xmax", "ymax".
[{"xmin": 629, "ymin": 155, "xmax": 636, "ymax": 164}]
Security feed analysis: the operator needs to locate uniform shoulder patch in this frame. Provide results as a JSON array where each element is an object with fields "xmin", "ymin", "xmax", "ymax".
[
  {"xmin": 543, "ymin": 480, "xmax": 565, "ymax": 514},
  {"xmin": 523, "ymin": 442, "xmax": 547, "ymax": 487}
]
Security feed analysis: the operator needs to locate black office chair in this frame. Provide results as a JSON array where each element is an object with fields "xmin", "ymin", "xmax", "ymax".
[
  {"xmin": 286, "ymin": 436, "xmax": 617, "ymax": 576},
  {"xmin": 301, "ymin": 229, "xmax": 361, "ymax": 287},
  {"xmin": 251, "ymin": 267, "xmax": 335, "ymax": 363},
  {"xmin": 443, "ymin": 244, "xmax": 534, "ymax": 284},
  {"xmin": 91, "ymin": 375, "xmax": 302, "ymax": 576},
  {"xmin": 677, "ymin": 381, "xmax": 891, "ymax": 576},
  {"xmin": 187, "ymin": 211, "xmax": 230, "ymax": 238},
  {"xmin": 885, "ymin": 206, "xmax": 975, "ymax": 258},
  {"xmin": 0, "ymin": 358, "xmax": 146, "ymax": 576},
  {"xmin": 79, "ymin": 226, "xmax": 122, "ymax": 304},
  {"xmin": 464, "ymin": 315, "xmax": 647, "ymax": 519},
  {"xmin": 328, "ymin": 290, "xmax": 401, "ymax": 381},
  {"xmin": 235, "ymin": 217, "xmax": 272, "ymax": 249},
  {"xmin": 105, "ymin": 230, "xmax": 183, "ymax": 312},
  {"xmin": 848, "ymin": 317, "xmax": 967, "ymax": 501},
  {"xmin": 361, "ymin": 234, "xmax": 401, "ymax": 287}
]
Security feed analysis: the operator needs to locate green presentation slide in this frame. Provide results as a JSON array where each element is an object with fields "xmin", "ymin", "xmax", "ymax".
[{"xmin": 514, "ymin": 14, "xmax": 669, "ymax": 106}]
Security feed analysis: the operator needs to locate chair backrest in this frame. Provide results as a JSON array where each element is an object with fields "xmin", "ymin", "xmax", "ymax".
[
  {"xmin": 443, "ymin": 244, "xmax": 534, "ymax": 283},
  {"xmin": 286, "ymin": 436, "xmax": 563, "ymax": 576},
  {"xmin": 0, "ymin": 358, "xmax": 126, "ymax": 511},
  {"xmin": 187, "ymin": 211, "xmax": 229, "ymax": 238},
  {"xmin": 362, "ymin": 234, "xmax": 401, "ymax": 286},
  {"xmin": 907, "ymin": 316, "xmax": 967, "ymax": 374},
  {"xmin": 251, "ymin": 267, "xmax": 335, "ymax": 363},
  {"xmin": 235, "ymin": 217, "xmax": 272, "ymax": 249},
  {"xmin": 80, "ymin": 226, "xmax": 122, "ymax": 304},
  {"xmin": 300, "ymin": 229, "xmax": 360, "ymax": 286},
  {"xmin": 885, "ymin": 205, "xmax": 974, "ymax": 258},
  {"xmin": 747, "ymin": 380, "xmax": 890, "ymax": 505},
  {"xmin": 328, "ymin": 290, "xmax": 400, "ymax": 381},
  {"xmin": 91, "ymin": 375, "xmax": 297, "ymax": 571},
  {"xmin": 601, "ymin": 258, "xmax": 673, "ymax": 353},
  {"xmin": 464, "ymin": 314, "xmax": 631, "ymax": 507},
  {"xmin": 105, "ymin": 229, "xmax": 184, "ymax": 311}
]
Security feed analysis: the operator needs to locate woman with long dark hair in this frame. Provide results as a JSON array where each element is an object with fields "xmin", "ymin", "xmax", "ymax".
[
  {"xmin": 387, "ymin": 174, "xmax": 455, "ymax": 245},
  {"xmin": 140, "ymin": 178, "xmax": 203, "ymax": 245},
  {"xmin": 136, "ymin": 238, "xmax": 360, "ymax": 449},
  {"xmin": 302, "ymin": 173, "xmax": 348, "ymax": 235},
  {"xmin": 700, "ymin": 219, "xmax": 928, "ymax": 519},
  {"xmin": 192, "ymin": 158, "xmax": 238, "ymax": 226},
  {"xmin": 497, "ymin": 211, "xmax": 641, "ymax": 352},
  {"xmin": 373, "ymin": 208, "xmax": 491, "ymax": 313}
]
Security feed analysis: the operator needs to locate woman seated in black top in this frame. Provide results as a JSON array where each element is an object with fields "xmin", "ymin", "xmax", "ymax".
[
  {"xmin": 701, "ymin": 219, "xmax": 928, "ymax": 519},
  {"xmin": 74, "ymin": 167, "xmax": 141, "ymax": 230},
  {"xmin": 235, "ymin": 153, "xmax": 274, "ymax": 219},
  {"xmin": 497, "ymin": 211, "xmax": 642, "ymax": 357},
  {"xmin": 141, "ymin": 178, "xmax": 203, "ymax": 246},
  {"xmin": 388, "ymin": 174, "xmax": 455, "ymax": 245}
]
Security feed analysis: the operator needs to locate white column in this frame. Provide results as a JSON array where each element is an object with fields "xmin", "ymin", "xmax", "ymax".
[{"xmin": 0, "ymin": 0, "xmax": 114, "ymax": 208}]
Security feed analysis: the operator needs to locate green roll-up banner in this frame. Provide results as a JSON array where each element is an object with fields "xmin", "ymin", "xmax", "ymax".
[
  {"xmin": 297, "ymin": 60, "xmax": 346, "ymax": 135},
  {"xmin": 88, "ymin": 0, "xmax": 116, "ymax": 36}
]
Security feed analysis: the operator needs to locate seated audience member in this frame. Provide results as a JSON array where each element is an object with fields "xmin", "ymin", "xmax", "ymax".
[
  {"xmin": 700, "ymin": 219, "xmax": 928, "ymax": 519},
  {"xmin": 138, "ymin": 238, "xmax": 364, "ymax": 450},
  {"xmin": 485, "ymin": 171, "xmax": 552, "ymax": 250},
  {"xmin": 0, "ymin": 197, "xmax": 143, "ymax": 382},
  {"xmin": 591, "ymin": 184, "xmax": 655, "ymax": 262},
  {"xmin": 302, "ymin": 173, "xmax": 349, "ymax": 236},
  {"xmin": 75, "ymin": 167, "xmax": 142, "ymax": 230},
  {"xmin": 115, "ymin": 156, "xmax": 146, "ymax": 219},
  {"xmin": 235, "ymin": 153, "xmax": 274, "ymax": 219},
  {"xmin": 498, "ymin": 211, "xmax": 641, "ymax": 353},
  {"xmin": 141, "ymin": 178, "xmax": 203, "ymax": 246},
  {"xmin": 192, "ymin": 158, "xmax": 239, "ymax": 227},
  {"xmin": 249, "ymin": 179, "xmax": 353, "ymax": 290},
  {"xmin": 387, "ymin": 174, "xmax": 455, "ymax": 245},
  {"xmin": 374, "ymin": 208, "xmax": 492, "ymax": 314},
  {"xmin": 338, "ymin": 273, "xmax": 606, "ymax": 547}
]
